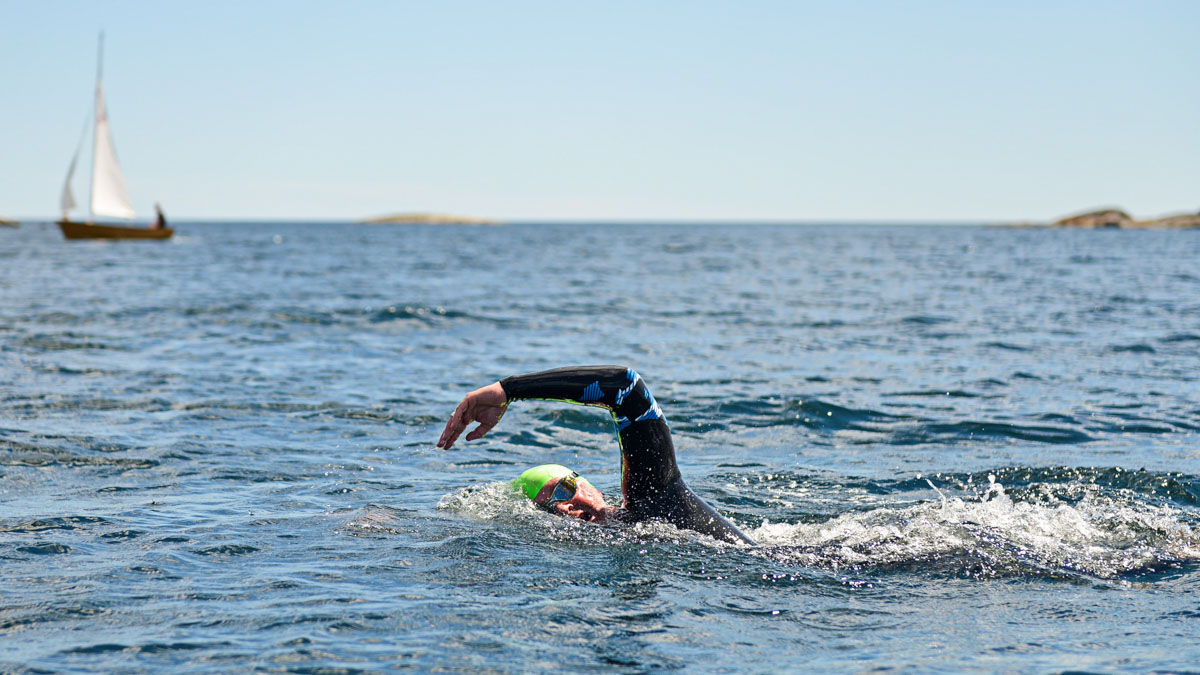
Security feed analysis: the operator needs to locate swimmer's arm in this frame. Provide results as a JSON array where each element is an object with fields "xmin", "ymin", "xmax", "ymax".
[
  {"xmin": 436, "ymin": 366, "xmax": 623, "ymax": 449},
  {"xmin": 438, "ymin": 366, "xmax": 666, "ymax": 449},
  {"xmin": 497, "ymin": 366, "xmax": 654, "ymax": 415}
]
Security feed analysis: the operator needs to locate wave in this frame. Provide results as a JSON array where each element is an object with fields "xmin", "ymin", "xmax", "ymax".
[
  {"xmin": 1110, "ymin": 343, "xmax": 1156, "ymax": 354},
  {"xmin": 341, "ymin": 504, "xmax": 416, "ymax": 536},
  {"xmin": 0, "ymin": 438, "xmax": 156, "ymax": 470},
  {"xmin": 17, "ymin": 332, "xmax": 131, "ymax": 352},
  {"xmin": 5, "ymin": 395, "xmax": 174, "ymax": 414},
  {"xmin": 189, "ymin": 545, "xmax": 260, "ymax": 557},
  {"xmin": 15, "ymin": 543, "xmax": 74, "ymax": 555},
  {"xmin": 907, "ymin": 420, "xmax": 1092, "ymax": 444},
  {"xmin": 905, "ymin": 466, "xmax": 1200, "ymax": 505},
  {"xmin": 883, "ymin": 389, "xmax": 993, "ymax": 398},
  {"xmin": 9, "ymin": 302, "xmax": 511, "ymax": 341},
  {"xmin": 752, "ymin": 471, "xmax": 1198, "ymax": 580},
  {"xmin": 981, "ymin": 341, "xmax": 1032, "ymax": 351},
  {"xmin": 668, "ymin": 396, "xmax": 1200, "ymax": 446},
  {"xmin": 898, "ymin": 314, "xmax": 956, "ymax": 326},
  {"xmin": 0, "ymin": 515, "xmax": 111, "ymax": 534},
  {"xmin": 61, "ymin": 641, "xmax": 232, "ymax": 655},
  {"xmin": 368, "ymin": 304, "xmax": 477, "ymax": 324},
  {"xmin": 677, "ymin": 398, "xmax": 901, "ymax": 434}
]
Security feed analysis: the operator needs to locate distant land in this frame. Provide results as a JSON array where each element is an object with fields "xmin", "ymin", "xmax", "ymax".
[
  {"xmin": 1047, "ymin": 207, "xmax": 1200, "ymax": 229},
  {"xmin": 359, "ymin": 212, "xmax": 502, "ymax": 226},
  {"xmin": 360, "ymin": 209, "xmax": 1200, "ymax": 228}
]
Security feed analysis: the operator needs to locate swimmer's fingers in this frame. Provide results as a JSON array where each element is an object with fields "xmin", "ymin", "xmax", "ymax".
[
  {"xmin": 437, "ymin": 398, "xmax": 474, "ymax": 449},
  {"xmin": 436, "ymin": 415, "xmax": 460, "ymax": 449},
  {"xmin": 465, "ymin": 420, "xmax": 497, "ymax": 442}
]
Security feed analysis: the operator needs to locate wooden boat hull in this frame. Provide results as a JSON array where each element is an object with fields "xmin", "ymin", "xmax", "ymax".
[{"xmin": 57, "ymin": 220, "xmax": 173, "ymax": 240}]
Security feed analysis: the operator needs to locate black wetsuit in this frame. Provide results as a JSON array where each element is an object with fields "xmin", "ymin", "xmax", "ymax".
[{"xmin": 500, "ymin": 366, "xmax": 754, "ymax": 545}]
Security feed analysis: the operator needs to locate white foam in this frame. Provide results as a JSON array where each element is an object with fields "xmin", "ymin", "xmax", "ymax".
[{"xmin": 750, "ymin": 477, "xmax": 1199, "ymax": 578}]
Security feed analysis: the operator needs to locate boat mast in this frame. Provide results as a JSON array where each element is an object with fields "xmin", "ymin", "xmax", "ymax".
[{"xmin": 88, "ymin": 32, "xmax": 103, "ymax": 223}]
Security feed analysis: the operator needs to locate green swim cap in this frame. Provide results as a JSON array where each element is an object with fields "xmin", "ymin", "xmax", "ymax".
[{"xmin": 512, "ymin": 464, "xmax": 574, "ymax": 501}]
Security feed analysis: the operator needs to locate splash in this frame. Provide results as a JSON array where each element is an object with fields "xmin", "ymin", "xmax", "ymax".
[
  {"xmin": 752, "ymin": 474, "xmax": 1199, "ymax": 579},
  {"xmin": 436, "ymin": 481, "xmax": 529, "ymax": 522}
]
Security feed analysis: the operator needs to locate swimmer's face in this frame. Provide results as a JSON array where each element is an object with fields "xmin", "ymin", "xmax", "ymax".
[{"xmin": 535, "ymin": 476, "xmax": 612, "ymax": 524}]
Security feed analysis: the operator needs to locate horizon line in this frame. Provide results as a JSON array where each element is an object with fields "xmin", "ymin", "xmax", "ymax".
[{"xmin": 5, "ymin": 215, "xmax": 1037, "ymax": 226}]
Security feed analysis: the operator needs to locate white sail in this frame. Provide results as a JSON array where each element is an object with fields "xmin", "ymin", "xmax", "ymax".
[
  {"xmin": 90, "ymin": 81, "xmax": 136, "ymax": 220},
  {"xmin": 60, "ymin": 116, "xmax": 88, "ymax": 217},
  {"xmin": 60, "ymin": 146, "xmax": 79, "ymax": 216}
]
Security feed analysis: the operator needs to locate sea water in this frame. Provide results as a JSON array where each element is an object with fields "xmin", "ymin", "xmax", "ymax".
[{"xmin": 1, "ymin": 222, "xmax": 1198, "ymax": 673}]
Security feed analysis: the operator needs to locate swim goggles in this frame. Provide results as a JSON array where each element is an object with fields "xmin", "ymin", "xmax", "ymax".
[{"xmin": 544, "ymin": 471, "xmax": 580, "ymax": 507}]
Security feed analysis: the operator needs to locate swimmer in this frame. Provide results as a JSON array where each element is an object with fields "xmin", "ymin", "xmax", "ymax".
[{"xmin": 438, "ymin": 366, "xmax": 754, "ymax": 545}]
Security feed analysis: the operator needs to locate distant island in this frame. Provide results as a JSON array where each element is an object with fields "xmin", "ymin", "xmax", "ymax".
[
  {"xmin": 360, "ymin": 212, "xmax": 502, "ymax": 226},
  {"xmin": 1049, "ymin": 207, "xmax": 1200, "ymax": 229}
]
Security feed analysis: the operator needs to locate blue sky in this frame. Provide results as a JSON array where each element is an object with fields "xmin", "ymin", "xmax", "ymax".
[{"xmin": 2, "ymin": 0, "xmax": 1196, "ymax": 221}]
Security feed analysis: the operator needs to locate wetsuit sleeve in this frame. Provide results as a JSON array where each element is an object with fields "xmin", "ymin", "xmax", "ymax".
[{"xmin": 499, "ymin": 366, "xmax": 681, "ymax": 498}]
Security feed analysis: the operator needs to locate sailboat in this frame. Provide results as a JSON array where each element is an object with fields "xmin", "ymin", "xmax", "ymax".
[{"xmin": 58, "ymin": 34, "xmax": 172, "ymax": 240}]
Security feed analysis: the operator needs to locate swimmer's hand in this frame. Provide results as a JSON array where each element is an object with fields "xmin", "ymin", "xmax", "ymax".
[{"xmin": 437, "ymin": 381, "xmax": 507, "ymax": 449}]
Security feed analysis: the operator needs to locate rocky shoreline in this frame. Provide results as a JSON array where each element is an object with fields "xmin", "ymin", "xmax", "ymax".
[
  {"xmin": 360, "ymin": 212, "xmax": 501, "ymax": 226},
  {"xmin": 1049, "ymin": 207, "xmax": 1200, "ymax": 229}
]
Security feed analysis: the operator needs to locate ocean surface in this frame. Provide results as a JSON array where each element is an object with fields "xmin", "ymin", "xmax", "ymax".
[{"xmin": 2, "ymin": 221, "xmax": 1198, "ymax": 673}]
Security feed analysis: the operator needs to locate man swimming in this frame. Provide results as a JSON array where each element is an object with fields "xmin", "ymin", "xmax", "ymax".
[{"xmin": 437, "ymin": 366, "xmax": 754, "ymax": 545}]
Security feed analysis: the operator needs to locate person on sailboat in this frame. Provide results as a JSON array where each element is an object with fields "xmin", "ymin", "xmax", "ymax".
[
  {"xmin": 152, "ymin": 203, "xmax": 167, "ymax": 230},
  {"xmin": 437, "ymin": 366, "xmax": 755, "ymax": 545}
]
